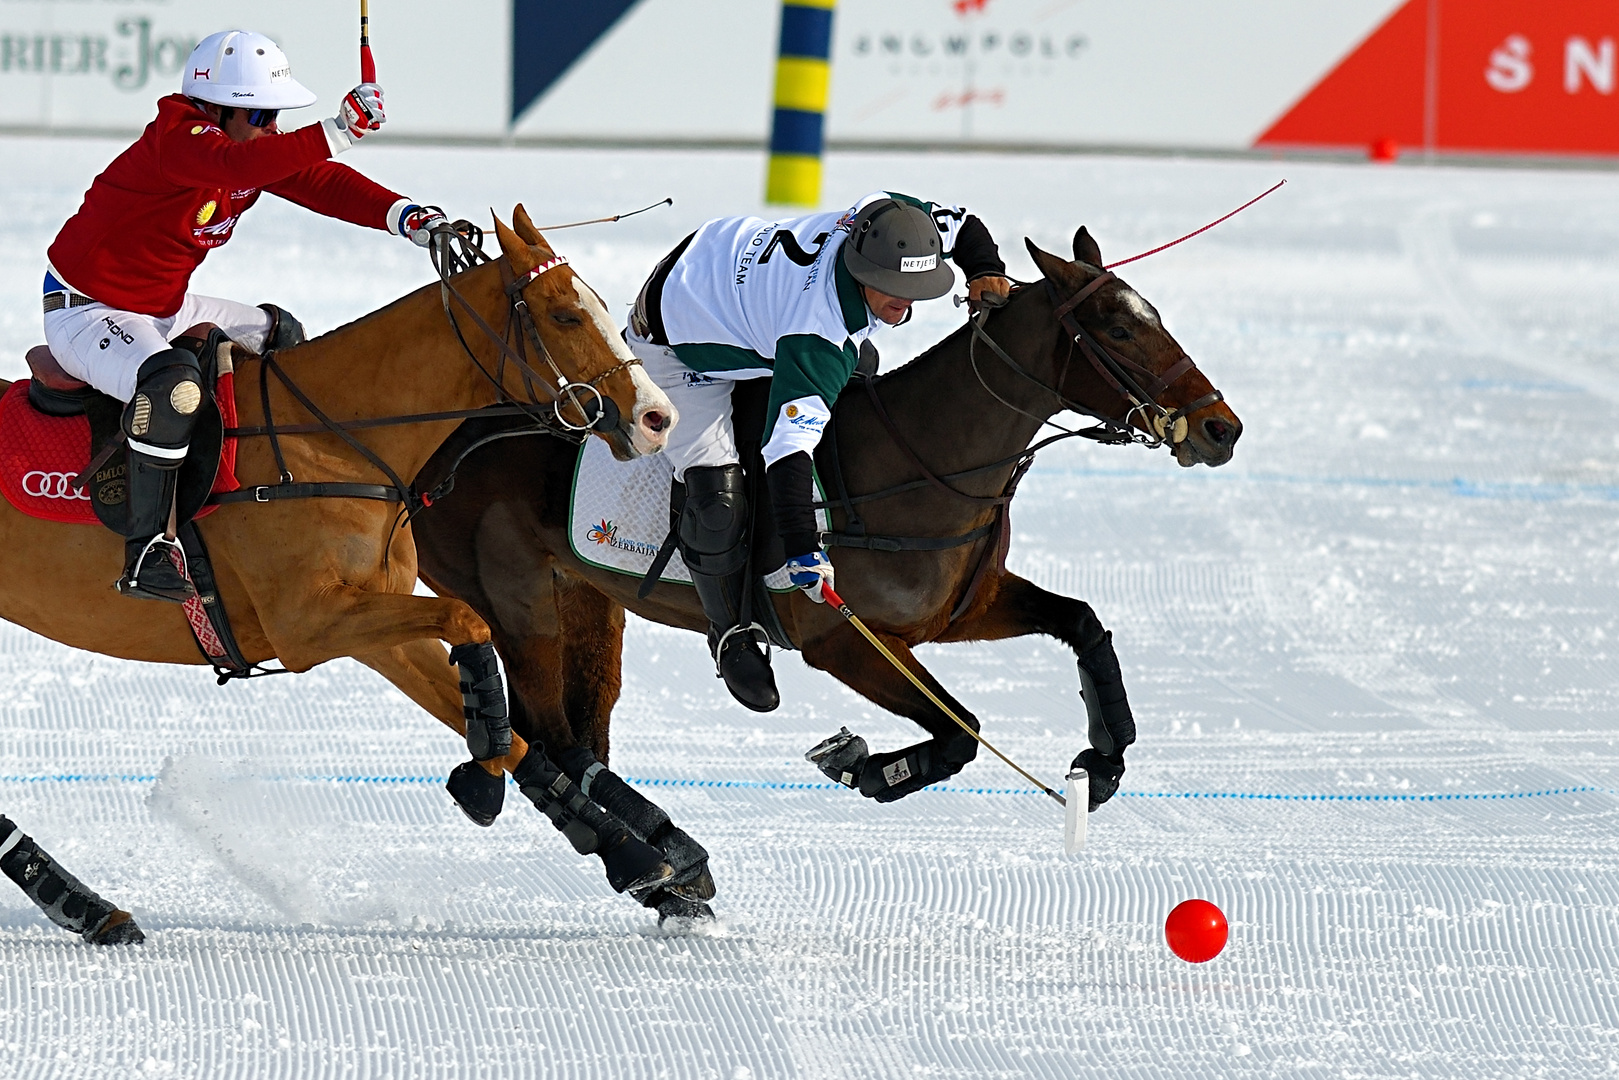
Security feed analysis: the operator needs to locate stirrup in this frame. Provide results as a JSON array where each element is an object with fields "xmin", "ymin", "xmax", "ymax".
[
  {"xmin": 116, "ymin": 534, "xmax": 193, "ymax": 600},
  {"xmin": 712, "ymin": 621, "xmax": 769, "ymax": 677}
]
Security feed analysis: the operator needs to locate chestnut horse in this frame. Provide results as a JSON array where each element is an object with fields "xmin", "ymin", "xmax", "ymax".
[
  {"xmin": 410, "ymin": 228, "xmax": 1243, "ymax": 919},
  {"xmin": 0, "ymin": 207, "xmax": 676, "ymax": 942}
]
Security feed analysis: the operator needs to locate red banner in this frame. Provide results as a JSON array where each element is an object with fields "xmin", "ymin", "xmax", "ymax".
[{"xmin": 1259, "ymin": 0, "xmax": 1619, "ymax": 155}]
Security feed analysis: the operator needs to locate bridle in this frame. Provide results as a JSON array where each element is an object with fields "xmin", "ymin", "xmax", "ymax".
[
  {"xmin": 427, "ymin": 217, "xmax": 639, "ymax": 437},
  {"xmin": 966, "ymin": 271, "xmax": 1223, "ymax": 449}
]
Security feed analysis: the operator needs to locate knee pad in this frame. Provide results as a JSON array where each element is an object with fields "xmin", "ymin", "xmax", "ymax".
[
  {"xmin": 678, "ymin": 464, "xmax": 748, "ymax": 576},
  {"xmin": 123, "ymin": 348, "xmax": 202, "ymax": 454}
]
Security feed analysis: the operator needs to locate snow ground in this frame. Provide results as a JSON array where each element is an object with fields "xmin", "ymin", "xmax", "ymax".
[{"xmin": 2, "ymin": 139, "xmax": 1618, "ymax": 1078}]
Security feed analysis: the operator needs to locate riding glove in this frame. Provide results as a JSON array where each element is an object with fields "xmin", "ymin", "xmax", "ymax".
[
  {"xmin": 324, "ymin": 83, "xmax": 385, "ymax": 152},
  {"xmin": 395, "ymin": 204, "xmax": 448, "ymax": 247},
  {"xmin": 786, "ymin": 550, "xmax": 834, "ymax": 603}
]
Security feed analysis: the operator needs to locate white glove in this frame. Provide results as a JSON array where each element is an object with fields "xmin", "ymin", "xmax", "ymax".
[
  {"xmin": 395, "ymin": 204, "xmax": 448, "ymax": 247},
  {"xmin": 786, "ymin": 550, "xmax": 834, "ymax": 604},
  {"xmin": 322, "ymin": 83, "xmax": 385, "ymax": 154}
]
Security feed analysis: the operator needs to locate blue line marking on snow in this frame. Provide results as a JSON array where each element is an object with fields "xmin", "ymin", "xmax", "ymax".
[{"xmin": 1, "ymin": 772, "xmax": 1613, "ymax": 803}]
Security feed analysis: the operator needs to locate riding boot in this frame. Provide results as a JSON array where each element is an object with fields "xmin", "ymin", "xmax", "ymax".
[
  {"xmin": 115, "ymin": 348, "xmax": 202, "ymax": 603},
  {"xmin": 0, "ymin": 816, "xmax": 144, "ymax": 944},
  {"xmin": 678, "ymin": 464, "xmax": 779, "ymax": 713},
  {"xmin": 257, "ymin": 304, "xmax": 307, "ymax": 351},
  {"xmin": 556, "ymin": 746, "xmax": 715, "ymax": 903},
  {"xmin": 511, "ymin": 745, "xmax": 673, "ymax": 901}
]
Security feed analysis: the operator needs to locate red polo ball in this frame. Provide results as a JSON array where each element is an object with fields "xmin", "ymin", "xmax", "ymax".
[{"xmin": 1165, "ymin": 899, "xmax": 1228, "ymax": 963}]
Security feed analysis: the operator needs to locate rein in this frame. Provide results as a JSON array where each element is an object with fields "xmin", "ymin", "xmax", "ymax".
[
  {"xmin": 819, "ymin": 272, "xmax": 1225, "ymax": 621},
  {"xmin": 211, "ymin": 218, "xmax": 633, "ymax": 516}
]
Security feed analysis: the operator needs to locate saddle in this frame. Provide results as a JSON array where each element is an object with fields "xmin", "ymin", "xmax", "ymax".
[
  {"xmin": 4, "ymin": 328, "xmax": 239, "ymax": 530},
  {"xmin": 1, "ymin": 330, "xmax": 260, "ymax": 681}
]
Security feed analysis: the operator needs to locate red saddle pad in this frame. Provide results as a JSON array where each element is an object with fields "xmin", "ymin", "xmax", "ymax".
[{"xmin": 0, "ymin": 375, "xmax": 240, "ymax": 526}]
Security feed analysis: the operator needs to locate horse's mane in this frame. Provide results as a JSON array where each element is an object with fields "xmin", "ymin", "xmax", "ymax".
[{"xmin": 876, "ymin": 279, "xmax": 1044, "ymax": 383}]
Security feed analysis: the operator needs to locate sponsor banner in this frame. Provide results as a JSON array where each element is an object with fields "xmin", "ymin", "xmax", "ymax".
[
  {"xmin": 0, "ymin": 0, "xmax": 504, "ymax": 135},
  {"xmin": 1261, "ymin": 0, "xmax": 1619, "ymax": 155},
  {"xmin": 9, "ymin": 0, "xmax": 1619, "ymax": 157}
]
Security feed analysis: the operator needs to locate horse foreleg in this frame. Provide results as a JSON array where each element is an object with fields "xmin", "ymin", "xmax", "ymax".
[
  {"xmin": 1, "ymin": 816, "xmax": 144, "ymax": 945},
  {"xmin": 799, "ymin": 622, "xmax": 982, "ymax": 802},
  {"xmin": 937, "ymin": 573, "xmax": 1135, "ymax": 808}
]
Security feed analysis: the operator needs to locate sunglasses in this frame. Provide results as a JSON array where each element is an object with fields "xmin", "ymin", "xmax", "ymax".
[{"xmin": 245, "ymin": 108, "xmax": 279, "ymax": 128}]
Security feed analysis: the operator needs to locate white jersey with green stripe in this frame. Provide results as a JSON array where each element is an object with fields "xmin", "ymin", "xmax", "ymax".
[{"xmin": 660, "ymin": 190, "xmax": 970, "ymax": 467}]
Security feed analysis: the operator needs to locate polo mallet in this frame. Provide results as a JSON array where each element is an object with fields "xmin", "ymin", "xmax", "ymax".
[
  {"xmin": 817, "ymin": 585, "xmax": 1089, "ymax": 852},
  {"xmin": 360, "ymin": 0, "xmax": 376, "ymax": 82}
]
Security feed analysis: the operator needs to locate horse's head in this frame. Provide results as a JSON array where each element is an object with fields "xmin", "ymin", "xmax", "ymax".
[
  {"xmin": 1024, "ymin": 230, "xmax": 1241, "ymax": 467},
  {"xmin": 492, "ymin": 206, "xmax": 676, "ymax": 460}
]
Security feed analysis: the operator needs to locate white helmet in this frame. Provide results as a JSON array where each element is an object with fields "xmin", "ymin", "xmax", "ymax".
[{"xmin": 181, "ymin": 30, "xmax": 317, "ymax": 110}]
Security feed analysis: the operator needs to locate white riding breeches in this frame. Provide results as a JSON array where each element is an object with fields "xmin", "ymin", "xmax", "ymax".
[
  {"xmin": 625, "ymin": 326, "xmax": 769, "ymax": 483},
  {"xmin": 41, "ymin": 281, "xmax": 272, "ymax": 402}
]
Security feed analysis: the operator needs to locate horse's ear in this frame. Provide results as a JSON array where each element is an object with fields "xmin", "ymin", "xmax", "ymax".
[
  {"xmin": 512, "ymin": 203, "xmax": 555, "ymax": 251},
  {"xmin": 490, "ymin": 213, "xmax": 534, "ymax": 270},
  {"xmin": 1072, "ymin": 226, "xmax": 1104, "ymax": 269},
  {"xmin": 1025, "ymin": 237, "xmax": 1081, "ymax": 287}
]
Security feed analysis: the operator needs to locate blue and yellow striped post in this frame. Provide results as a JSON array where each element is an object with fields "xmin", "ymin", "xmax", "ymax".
[{"xmin": 765, "ymin": 0, "xmax": 835, "ymax": 207}]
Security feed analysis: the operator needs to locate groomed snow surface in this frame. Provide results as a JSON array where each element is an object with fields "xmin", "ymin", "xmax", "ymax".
[{"xmin": 3, "ymin": 141, "xmax": 1618, "ymax": 1078}]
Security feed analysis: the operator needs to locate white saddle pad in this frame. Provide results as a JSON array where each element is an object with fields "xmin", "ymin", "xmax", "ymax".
[{"xmin": 567, "ymin": 438, "xmax": 827, "ymax": 591}]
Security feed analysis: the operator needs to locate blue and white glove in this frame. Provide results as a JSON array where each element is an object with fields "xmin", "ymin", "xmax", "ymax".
[
  {"xmin": 394, "ymin": 203, "xmax": 448, "ymax": 247},
  {"xmin": 786, "ymin": 550, "xmax": 834, "ymax": 604}
]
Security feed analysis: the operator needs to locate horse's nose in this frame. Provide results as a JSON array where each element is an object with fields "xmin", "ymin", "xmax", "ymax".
[
  {"xmin": 1202, "ymin": 415, "xmax": 1241, "ymax": 449},
  {"xmin": 640, "ymin": 409, "xmax": 670, "ymax": 434}
]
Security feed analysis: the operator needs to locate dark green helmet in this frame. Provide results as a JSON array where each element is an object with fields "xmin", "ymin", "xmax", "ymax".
[{"xmin": 840, "ymin": 199, "xmax": 955, "ymax": 301}]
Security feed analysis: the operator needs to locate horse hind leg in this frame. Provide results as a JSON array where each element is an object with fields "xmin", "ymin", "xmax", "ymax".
[{"xmin": 0, "ymin": 816, "xmax": 144, "ymax": 945}]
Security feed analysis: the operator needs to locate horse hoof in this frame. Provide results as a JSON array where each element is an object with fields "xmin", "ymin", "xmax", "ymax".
[
  {"xmin": 446, "ymin": 759, "xmax": 505, "ymax": 827},
  {"xmin": 601, "ymin": 833, "xmax": 674, "ymax": 900},
  {"xmin": 650, "ymin": 824, "xmax": 716, "ymax": 901},
  {"xmin": 86, "ymin": 910, "xmax": 145, "ymax": 946},
  {"xmin": 653, "ymin": 892, "xmax": 716, "ymax": 927}
]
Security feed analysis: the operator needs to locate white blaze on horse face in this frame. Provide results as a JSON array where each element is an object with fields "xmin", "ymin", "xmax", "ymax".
[
  {"xmin": 571, "ymin": 278, "xmax": 676, "ymax": 455},
  {"xmin": 1117, "ymin": 287, "xmax": 1161, "ymax": 327}
]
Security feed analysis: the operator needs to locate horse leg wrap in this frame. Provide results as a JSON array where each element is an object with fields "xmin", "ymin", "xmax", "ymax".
[
  {"xmin": 513, "ymin": 747, "xmax": 672, "ymax": 900},
  {"xmin": 557, "ymin": 748, "xmax": 715, "ymax": 902},
  {"xmin": 445, "ymin": 759, "xmax": 505, "ymax": 827},
  {"xmin": 0, "ymin": 817, "xmax": 144, "ymax": 944},
  {"xmin": 1076, "ymin": 631, "xmax": 1137, "ymax": 756},
  {"xmin": 856, "ymin": 731, "xmax": 977, "ymax": 804},
  {"xmin": 448, "ymin": 642, "xmax": 511, "ymax": 762}
]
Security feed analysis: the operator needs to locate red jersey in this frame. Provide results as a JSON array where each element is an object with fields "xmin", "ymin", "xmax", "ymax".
[{"xmin": 48, "ymin": 95, "xmax": 403, "ymax": 318}]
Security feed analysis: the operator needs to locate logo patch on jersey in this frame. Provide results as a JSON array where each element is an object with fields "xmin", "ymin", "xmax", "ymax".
[
  {"xmin": 900, "ymin": 254, "xmax": 939, "ymax": 272},
  {"xmin": 785, "ymin": 405, "xmax": 799, "ymax": 418},
  {"xmin": 196, "ymin": 200, "xmax": 217, "ymax": 226},
  {"xmin": 190, "ymin": 124, "xmax": 221, "ymax": 137}
]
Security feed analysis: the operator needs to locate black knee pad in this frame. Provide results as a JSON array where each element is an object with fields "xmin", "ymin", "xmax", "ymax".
[
  {"xmin": 123, "ymin": 348, "xmax": 202, "ymax": 453},
  {"xmin": 678, "ymin": 464, "xmax": 748, "ymax": 576}
]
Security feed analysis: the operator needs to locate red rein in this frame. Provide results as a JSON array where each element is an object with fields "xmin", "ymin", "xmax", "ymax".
[{"xmin": 1104, "ymin": 179, "xmax": 1286, "ymax": 270}]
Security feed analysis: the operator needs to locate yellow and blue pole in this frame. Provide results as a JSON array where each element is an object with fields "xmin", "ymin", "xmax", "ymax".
[{"xmin": 765, "ymin": 0, "xmax": 835, "ymax": 207}]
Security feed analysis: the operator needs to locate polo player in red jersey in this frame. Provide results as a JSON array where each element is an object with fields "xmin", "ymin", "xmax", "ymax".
[{"xmin": 42, "ymin": 29, "xmax": 448, "ymax": 603}]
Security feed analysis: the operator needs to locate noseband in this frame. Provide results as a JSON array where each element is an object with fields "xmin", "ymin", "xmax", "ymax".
[
  {"xmin": 968, "ymin": 272, "xmax": 1223, "ymax": 448},
  {"xmin": 429, "ymin": 219, "xmax": 637, "ymax": 435}
]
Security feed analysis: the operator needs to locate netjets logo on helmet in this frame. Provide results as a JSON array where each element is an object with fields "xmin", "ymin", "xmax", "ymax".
[
  {"xmin": 900, "ymin": 255, "xmax": 938, "ymax": 272},
  {"xmin": 22, "ymin": 472, "xmax": 90, "ymax": 501}
]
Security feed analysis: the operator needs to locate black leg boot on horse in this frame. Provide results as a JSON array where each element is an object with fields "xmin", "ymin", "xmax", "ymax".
[
  {"xmin": 1072, "ymin": 630, "xmax": 1136, "ymax": 809},
  {"xmin": 808, "ymin": 726, "xmax": 981, "ymax": 803},
  {"xmin": 679, "ymin": 464, "xmax": 779, "ymax": 713},
  {"xmin": 555, "ymin": 746, "xmax": 716, "ymax": 921},
  {"xmin": 0, "ymin": 816, "xmax": 144, "ymax": 945},
  {"xmin": 114, "ymin": 348, "xmax": 203, "ymax": 603},
  {"xmin": 511, "ymin": 746, "xmax": 674, "ymax": 903}
]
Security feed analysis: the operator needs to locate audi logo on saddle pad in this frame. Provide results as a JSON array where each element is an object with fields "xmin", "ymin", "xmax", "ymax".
[{"xmin": 21, "ymin": 471, "xmax": 90, "ymax": 501}]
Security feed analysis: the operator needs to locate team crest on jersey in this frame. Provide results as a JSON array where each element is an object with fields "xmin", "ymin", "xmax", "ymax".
[
  {"xmin": 196, "ymin": 200, "xmax": 218, "ymax": 226},
  {"xmin": 190, "ymin": 124, "xmax": 221, "ymax": 137},
  {"xmin": 785, "ymin": 404, "xmax": 799, "ymax": 418}
]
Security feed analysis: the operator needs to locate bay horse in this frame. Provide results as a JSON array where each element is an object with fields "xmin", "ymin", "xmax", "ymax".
[
  {"xmin": 0, "ymin": 207, "xmax": 679, "ymax": 942},
  {"xmin": 410, "ymin": 228, "xmax": 1243, "ymax": 920}
]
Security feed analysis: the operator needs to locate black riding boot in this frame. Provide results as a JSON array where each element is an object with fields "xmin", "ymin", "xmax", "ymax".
[
  {"xmin": 115, "ymin": 348, "xmax": 202, "ymax": 603},
  {"xmin": 0, "ymin": 816, "xmax": 144, "ymax": 944},
  {"xmin": 679, "ymin": 464, "xmax": 779, "ymax": 712}
]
